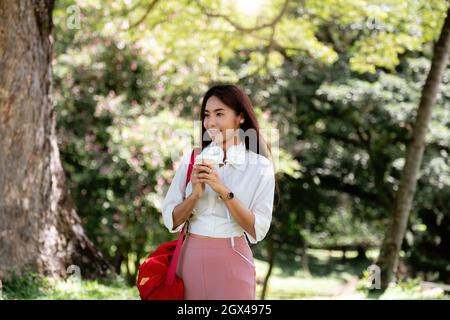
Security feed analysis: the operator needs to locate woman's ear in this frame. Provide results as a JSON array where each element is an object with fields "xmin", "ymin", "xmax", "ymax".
[{"xmin": 239, "ymin": 113, "xmax": 244, "ymax": 124}]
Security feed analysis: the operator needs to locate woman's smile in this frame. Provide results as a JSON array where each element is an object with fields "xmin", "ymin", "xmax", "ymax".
[
  {"xmin": 207, "ymin": 128, "xmax": 222, "ymax": 140},
  {"xmin": 207, "ymin": 128, "xmax": 220, "ymax": 135}
]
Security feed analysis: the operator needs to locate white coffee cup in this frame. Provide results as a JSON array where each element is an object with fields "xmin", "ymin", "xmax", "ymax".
[{"xmin": 194, "ymin": 145, "xmax": 224, "ymax": 168}]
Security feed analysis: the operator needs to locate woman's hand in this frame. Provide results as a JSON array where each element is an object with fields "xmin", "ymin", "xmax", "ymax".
[
  {"xmin": 195, "ymin": 161, "xmax": 226, "ymax": 194},
  {"xmin": 190, "ymin": 164, "xmax": 206, "ymax": 199}
]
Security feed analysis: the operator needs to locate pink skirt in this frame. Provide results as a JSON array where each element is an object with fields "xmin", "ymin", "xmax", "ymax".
[{"xmin": 175, "ymin": 233, "xmax": 256, "ymax": 300}]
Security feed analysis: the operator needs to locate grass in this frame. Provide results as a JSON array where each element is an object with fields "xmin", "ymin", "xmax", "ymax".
[
  {"xmin": 1, "ymin": 249, "xmax": 448, "ymax": 300},
  {"xmin": 254, "ymin": 248, "xmax": 366, "ymax": 300},
  {"xmin": 254, "ymin": 249, "xmax": 450, "ymax": 300},
  {"xmin": 1, "ymin": 272, "xmax": 139, "ymax": 300}
]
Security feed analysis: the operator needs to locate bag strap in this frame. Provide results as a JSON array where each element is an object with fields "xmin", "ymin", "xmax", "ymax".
[{"xmin": 166, "ymin": 147, "xmax": 200, "ymax": 285}]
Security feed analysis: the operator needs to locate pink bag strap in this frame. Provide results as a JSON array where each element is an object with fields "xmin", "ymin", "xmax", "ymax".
[{"xmin": 166, "ymin": 147, "xmax": 200, "ymax": 285}]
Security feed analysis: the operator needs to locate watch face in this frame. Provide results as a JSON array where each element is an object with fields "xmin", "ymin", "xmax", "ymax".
[{"xmin": 228, "ymin": 192, "xmax": 234, "ymax": 199}]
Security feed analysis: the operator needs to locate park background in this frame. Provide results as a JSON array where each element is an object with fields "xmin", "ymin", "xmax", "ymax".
[{"xmin": 0, "ymin": 0, "xmax": 449, "ymax": 299}]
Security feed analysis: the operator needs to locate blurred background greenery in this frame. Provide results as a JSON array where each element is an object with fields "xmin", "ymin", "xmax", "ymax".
[{"xmin": 4, "ymin": 0, "xmax": 448, "ymax": 300}]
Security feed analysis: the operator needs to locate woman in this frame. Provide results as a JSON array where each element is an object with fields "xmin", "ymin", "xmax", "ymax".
[{"xmin": 162, "ymin": 84, "xmax": 276, "ymax": 300}]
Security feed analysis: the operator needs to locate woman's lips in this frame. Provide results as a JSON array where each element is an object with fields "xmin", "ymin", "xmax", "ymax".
[{"xmin": 207, "ymin": 129, "xmax": 221, "ymax": 137}]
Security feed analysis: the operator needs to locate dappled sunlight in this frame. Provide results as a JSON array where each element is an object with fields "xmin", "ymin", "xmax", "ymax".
[{"xmin": 1, "ymin": 0, "xmax": 449, "ymax": 300}]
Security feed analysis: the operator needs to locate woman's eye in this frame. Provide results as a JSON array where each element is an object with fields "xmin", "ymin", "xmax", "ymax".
[{"xmin": 217, "ymin": 113, "xmax": 223, "ymax": 116}]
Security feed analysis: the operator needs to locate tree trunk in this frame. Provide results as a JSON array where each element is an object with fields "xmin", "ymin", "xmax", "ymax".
[
  {"xmin": 301, "ymin": 242, "xmax": 310, "ymax": 273},
  {"xmin": 376, "ymin": 7, "xmax": 450, "ymax": 291},
  {"xmin": 260, "ymin": 241, "xmax": 276, "ymax": 300},
  {"xmin": 0, "ymin": 0, "xmax": 113, "ymax": 281},
  {"xmin": 355, "ymin": 245, "xmax": 367, "ymax": 261},
  {"xmin": 113, "ymin": 249, "xmax": 124, "ymax": 275},
  {"xmin": 301, "ymin": 223, "xmax": 310, "ymax": 273}
]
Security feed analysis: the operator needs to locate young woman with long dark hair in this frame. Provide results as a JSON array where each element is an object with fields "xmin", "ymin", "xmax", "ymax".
[{"xmin": 162, "ymin": 84, "xmax": 276, "ymax": 299}]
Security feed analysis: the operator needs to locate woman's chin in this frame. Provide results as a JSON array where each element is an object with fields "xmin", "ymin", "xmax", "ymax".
[{"xmin": 210, "ymin": 134, "xmax": 224, "ymax": 143}]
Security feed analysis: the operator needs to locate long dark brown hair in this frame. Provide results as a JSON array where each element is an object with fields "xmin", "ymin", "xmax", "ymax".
[{"xmin": 198, "ymin": 84, "xmax": 280, "ymax": 209}]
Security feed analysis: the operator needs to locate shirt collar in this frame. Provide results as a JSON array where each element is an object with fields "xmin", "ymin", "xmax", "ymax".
[{"xmin": 225, "ymin": 141, "xmax": 247, "ymax": 171}]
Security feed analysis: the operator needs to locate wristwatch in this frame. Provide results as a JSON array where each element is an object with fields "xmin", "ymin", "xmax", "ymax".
[{"xmin": 219, "ymin": 190, "xmax": 234, "ymax": 201}]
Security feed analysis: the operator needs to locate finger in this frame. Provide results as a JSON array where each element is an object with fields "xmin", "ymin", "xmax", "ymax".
[
  {"xmin": 195, "ymin": 163, "xmax": 211, "ymax": 168},
  {"xmin": 193, "ymin": 169, "xmax": 208, "ymax": 176},
  {"xmin": 197, "ymin": 172, "xmax": 216, "ymax": 180},
  {"xmin": 202, "ymin": 161, "xmax": 215, "ymax": 169},
  {"xmin": 195, "ymin": 164, "xmax": 212, "ymax": 172},
  {"xmin": 192, "ymin": 167, "xmax": 202, "ymax": 174},
  {"xmin": 203, "ymin": 166, "xmax": 215, "ymax": 174},
  {"xmin": 197, "ymin": 173, "xmax": 212, "ymax": 179},
  {"xmin": 200, "ymin": 161, "xmax": 214, "ymax": 168}
]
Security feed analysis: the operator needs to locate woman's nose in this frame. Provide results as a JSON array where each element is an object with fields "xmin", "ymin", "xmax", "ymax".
[{"xmin": 205, "ymin": 118, "xmax": 216, "ymax": 128}]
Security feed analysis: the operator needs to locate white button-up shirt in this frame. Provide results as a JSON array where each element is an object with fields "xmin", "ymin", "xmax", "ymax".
[{"xmin": 161, "ymin": 141, "xmax": 275, "ymax": 244}]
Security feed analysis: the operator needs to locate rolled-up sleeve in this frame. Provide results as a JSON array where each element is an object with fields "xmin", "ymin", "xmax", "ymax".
[
  {"xmin": 161, "ymin": 148, "xmax": 193, "ymax": 233},
  {"xmin": 246, "ymin": 159, "xmax": 275, "ymax": 244}
]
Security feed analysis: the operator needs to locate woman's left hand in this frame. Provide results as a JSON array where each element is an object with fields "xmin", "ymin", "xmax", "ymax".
[{"xmin": 194, "ymin": 161, "xmax": 225, "ymax": 194}]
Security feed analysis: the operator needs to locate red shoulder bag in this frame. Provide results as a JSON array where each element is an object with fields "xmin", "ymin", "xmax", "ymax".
[{"xmin": 137, "ymin": 148, "xmax": 199, "ymax": 300}]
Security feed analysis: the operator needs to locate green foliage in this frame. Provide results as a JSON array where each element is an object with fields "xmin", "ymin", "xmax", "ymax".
[
  {"xmin": 1, "ymin": 273, "xmax": 50, "ymax": 300},
  {"xmin": 51, "ymin": 0, "xmax": 450, "ymax": 286}
]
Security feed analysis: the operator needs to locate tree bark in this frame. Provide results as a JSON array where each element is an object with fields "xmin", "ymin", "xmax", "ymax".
[
  {"xmin": 376, "ymin": 7, "xmax": 450, "ymax": 291},
  {"xmin": 260, "ymin": 241, "xmax": 276, "ymax": 300},
  {"xmin": 0, "ymin": 0, "xmax": 113, "ymax": 280}
]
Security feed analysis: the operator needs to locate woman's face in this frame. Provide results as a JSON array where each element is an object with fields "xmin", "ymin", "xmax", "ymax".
[{"xmin": 203, "ymin": 96, "xmax": 244, "ymax": 145}]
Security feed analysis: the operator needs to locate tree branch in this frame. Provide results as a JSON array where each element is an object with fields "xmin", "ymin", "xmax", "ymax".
[
  {"xmin": 127, "ymin": 0, "xmax": 160, "ymax": 30},
  {"xmin": 194, "ymin": 0, "xmax": 290, "ymax": 33}
]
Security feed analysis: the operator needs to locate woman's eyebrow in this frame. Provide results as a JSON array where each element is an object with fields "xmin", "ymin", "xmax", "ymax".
[{"xmin": 205, "ymin": 108, "xmax": 225, "ymax": 113}]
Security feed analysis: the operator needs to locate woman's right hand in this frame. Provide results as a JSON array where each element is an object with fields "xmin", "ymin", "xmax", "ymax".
[{"xmin": 190, "ymin": 165, "xmax": 205, "ymax": 199}]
